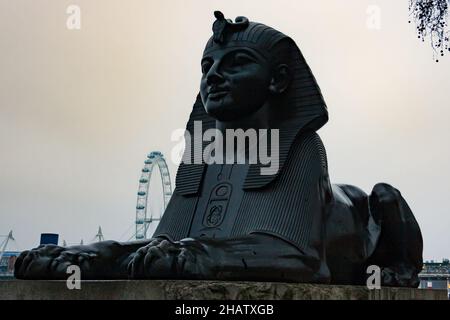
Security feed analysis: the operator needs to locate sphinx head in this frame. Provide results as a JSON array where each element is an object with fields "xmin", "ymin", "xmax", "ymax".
[
  {"xmin": 178, "ymin": 12, "xmax": 328, "ymax": 194},
  {"xmin": 199, "ymin": 12, "xmax": 293, "ymax": 122}
]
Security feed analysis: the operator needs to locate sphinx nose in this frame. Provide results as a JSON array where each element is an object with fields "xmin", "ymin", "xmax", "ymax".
[{"xmin": 206, "ymin": 65, "xmax": 224, "ymax": 86}]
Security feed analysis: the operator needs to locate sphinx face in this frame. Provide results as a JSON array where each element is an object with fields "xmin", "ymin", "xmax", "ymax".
[{"xmin": 200, "ymin": 47, "xmax": 272, "ymax": 122}]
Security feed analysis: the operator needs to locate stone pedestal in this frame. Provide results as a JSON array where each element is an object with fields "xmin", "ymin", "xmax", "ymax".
[{"xmin": 0, "ymin": 280, "xmax": 446, "ymax": 300}]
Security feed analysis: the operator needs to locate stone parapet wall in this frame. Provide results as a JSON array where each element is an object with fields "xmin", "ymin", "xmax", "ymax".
[{"xmin": 0, "ymin": 280, "xmax": 447, "ymax": 300}]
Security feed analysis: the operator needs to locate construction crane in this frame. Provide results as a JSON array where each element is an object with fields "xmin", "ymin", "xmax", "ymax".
[
  {"xmin": 0, "ymin": 231, "xmax": 14, "ymax": 263},
  {"xmin": 94, "ymin": 226, "xmax": 104, "ymax": 242}
]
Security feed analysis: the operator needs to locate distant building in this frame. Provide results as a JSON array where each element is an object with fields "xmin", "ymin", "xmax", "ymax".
[
  {"xmin": 0, "ymin": 251, "xmax": 20, "ymax": 279},
  {"xmin": 419, "ymin": 259, "xmax": 450, "ymax": 293}
]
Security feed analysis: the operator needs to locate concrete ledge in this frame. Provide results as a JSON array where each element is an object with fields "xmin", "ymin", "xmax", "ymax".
[{"xmin": 0, "ymin": 280, "xmax": 446, "ymax": 300}]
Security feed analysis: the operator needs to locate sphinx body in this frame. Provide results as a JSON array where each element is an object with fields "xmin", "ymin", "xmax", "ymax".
[{"xmin": 14, "ymin": 12, "xmax": 423, "ymax": 287}]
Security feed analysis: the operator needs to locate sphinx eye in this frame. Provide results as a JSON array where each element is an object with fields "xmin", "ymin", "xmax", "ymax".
[
  {"xmin": 231, "ymin": 53, "xmax": 255, "ymax": 66},
  {"xmin": 201, "ymin": 60, "xmax": 213, "ymax": 74}
]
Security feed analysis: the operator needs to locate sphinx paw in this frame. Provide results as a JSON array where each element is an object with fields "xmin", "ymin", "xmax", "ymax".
[
  {"xmin": 128, "ymin": 239, "xmax": 198, "ymax": 279},
  {"xmin": 14, "ymin": 245, "xmax": 65, "ymax": 279}
]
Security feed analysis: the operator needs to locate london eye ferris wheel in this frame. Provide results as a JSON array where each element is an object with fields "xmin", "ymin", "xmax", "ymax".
[{"xmin": 135, "ymin": 151, "xmax": 172, "ymax": 240}]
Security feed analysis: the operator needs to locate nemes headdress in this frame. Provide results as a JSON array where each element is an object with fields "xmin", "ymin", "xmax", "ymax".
[
  {"xmin": 204, "ymin": 11, "xmax": 286, "ymax": 58},
  {"xmin": 176, "ymin": 11, "xmax": 328, "ymax": 195}
]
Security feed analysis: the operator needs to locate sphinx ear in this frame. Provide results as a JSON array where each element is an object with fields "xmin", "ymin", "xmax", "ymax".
[{"xmin": 269, "ymin": 64, "xmax": 291, "ymax": 95}]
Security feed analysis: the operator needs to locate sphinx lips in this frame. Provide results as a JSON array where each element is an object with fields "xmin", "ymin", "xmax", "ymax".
[{"xmin": 208, "ymin": 90, "xmax": 229, "ymax": 100}]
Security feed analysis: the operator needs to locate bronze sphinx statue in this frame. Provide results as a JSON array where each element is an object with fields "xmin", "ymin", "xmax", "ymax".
[{"xmin": 14, "ymin": 11, "xmax": 423, "ymax": 287}]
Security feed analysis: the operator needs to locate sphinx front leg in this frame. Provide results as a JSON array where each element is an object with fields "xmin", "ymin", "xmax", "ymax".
[
  {"xmin": 14, "ymin": 239, "xmax": 155, "ymax": 280},
  {"xmin": 128, "ymin": 234, "xmax": 330, "ymax": 283}
]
